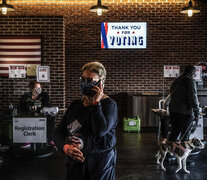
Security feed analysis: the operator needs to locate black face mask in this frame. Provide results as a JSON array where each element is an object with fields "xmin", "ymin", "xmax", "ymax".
[{"xmin": 80, "ymin": 81, "xmax": 100, "ymax": 96}]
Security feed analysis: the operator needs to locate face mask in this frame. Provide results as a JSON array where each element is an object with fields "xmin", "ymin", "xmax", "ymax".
[
  {"xmin": 80, "ymin": 81, "xmax": 99, "ymax": 96},
  {"xmin": 36, "ymin": 88, "xmax": 42, "ymax": 95}
]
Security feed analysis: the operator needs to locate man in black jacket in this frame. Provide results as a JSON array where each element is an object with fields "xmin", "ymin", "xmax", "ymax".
[{"xmin": 169, "ymin": 65, "xmax": 199, "ymax": 142}]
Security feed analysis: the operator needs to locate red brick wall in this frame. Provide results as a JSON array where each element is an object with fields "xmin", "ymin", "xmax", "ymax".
[
  {"xmin": 0, "ymin": 1, "xmax": 206, "ymax": 129},
  {"xmin": 63, "ymin": 1, "xmax": 207, "ymax": 122},
  {"xmin": 0, "ymin": 16, "xmax": 65, "ymax": 124}
]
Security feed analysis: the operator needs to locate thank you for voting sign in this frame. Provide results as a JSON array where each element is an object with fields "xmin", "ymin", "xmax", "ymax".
[
  {"xmin": 13, "ymin": 117, "xmax": 46, "ymax": 143},
  {"xmin": 101, "ymin": 22, "xmax": 147, "ymax": 49}
]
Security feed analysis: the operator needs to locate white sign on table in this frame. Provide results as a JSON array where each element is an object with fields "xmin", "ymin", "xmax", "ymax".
[{"xmin": 13, "ymin": 117, "xmax": 47, "ymax": 143}]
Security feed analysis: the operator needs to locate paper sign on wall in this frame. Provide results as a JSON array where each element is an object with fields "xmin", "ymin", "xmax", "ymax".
[
  {"xmin": 194, "ymin": 66, "xmax": 202, "ymax": 82},
  {"xmin": 101, "ymin": 22, "xmax": 147, "ymax": 49},
  {"xmin": 27, "ymin": 65, "xmax": 37, "ymax": 76},
  {"xmin": 9, "ymin": 65, "xmax": 26, "ymax": 78},
  {"xmin": 164, "ymin": 65, "xmax": 180, "ymax": 78},
  {"xmin": 37, "ymin": 66, "xmax": 50, "ymax": 82}
]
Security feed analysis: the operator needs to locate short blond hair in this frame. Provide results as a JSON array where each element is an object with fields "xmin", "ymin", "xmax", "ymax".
[{"xmin": 82, "ymin": 62, "xmax": 106, "ymax": 81}]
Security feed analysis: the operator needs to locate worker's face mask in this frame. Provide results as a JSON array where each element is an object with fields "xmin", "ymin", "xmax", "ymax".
[{"xmin": 35, "ymin": 87, "xmax": 42, "ymax": 95}]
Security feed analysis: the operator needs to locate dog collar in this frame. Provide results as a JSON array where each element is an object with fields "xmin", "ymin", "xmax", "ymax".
[{"xmin": 186, "ymin": 142, "xmax": 194, "ymax": 150}]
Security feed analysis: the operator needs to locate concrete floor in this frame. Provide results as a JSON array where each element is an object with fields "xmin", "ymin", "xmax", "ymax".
[{"xmin": 0, "ymin": 130, "xmax": 207, "ymax": 180}]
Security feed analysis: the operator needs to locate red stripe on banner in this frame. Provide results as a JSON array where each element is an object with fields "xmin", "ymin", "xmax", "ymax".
[
  {"xmin": 105, "ymin": 22, "xmax": 108, "ymax": 35},
  {"xmin": 101, "ymin": 39, "xmax": 104, "ymax": 49},
  {"xmin": 0, "ymin": 73, "xmax": 8, "ymax": 76},
  {"xmin": 0, "ymin": 67, "xmax": 8, "ymax": 70},
  {"xmin": 0, "ymin": 37, "xmax": 41, "ymax": 39},
  {"xmin": 0, "ymin": 37, "xmax": 41, "ymax": 76},
  {"xmin": 0, "ymin": 61, "xmax": 40, "ymax": 64},
  {"xmin": 0, "ymin": 55, "xmax": 41, "ymax": 58},
  {"xmin": 0, "ymin": 43, "xmax": 41, "ymax": 46},
  {"xmin": 0, "ymin": 49, "xmax": 41, "ymax": 52}
]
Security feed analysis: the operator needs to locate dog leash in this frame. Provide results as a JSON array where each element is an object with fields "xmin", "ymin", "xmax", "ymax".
[{"xmin": 179, "ymin": 121, "xmax": 194, "ymax": 142}]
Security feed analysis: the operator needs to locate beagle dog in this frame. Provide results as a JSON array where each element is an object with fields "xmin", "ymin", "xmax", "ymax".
[{"xmin": 156, "ymin": 137, "xmax": 205, "ymax": 173}]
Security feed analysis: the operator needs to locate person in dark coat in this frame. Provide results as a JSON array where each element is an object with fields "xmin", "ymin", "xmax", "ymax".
[
  {"xmin": 18, "ymin": 80, "xmax": 56, "ymax": 148},
  {"xmin": 169, "ymin": 65, "xmax": 199, "ymax": 142},
  {"xmin": 54, "ymin": 62, "xmax": 118, "ymax": 180}
]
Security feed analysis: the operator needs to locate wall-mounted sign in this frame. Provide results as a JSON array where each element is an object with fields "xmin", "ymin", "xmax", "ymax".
[
  {"xmin": 194, "ymin": 66, "xmax": 202, "ymax": 82},
  {"xmin": 9, "ymin": 65, "xmax": 26, "ymax": 78},
  {"xmin": 37, "ymin": 66, "xmax": 50, "ymax": 82},
  {"xmin": 13, "ymin": 117, "xmax": 46, "ymax": 143},
  {"xmin": 164, "ymin": 65, "xmax": 180, "ymax": 78},
  {"xmin": 27, "ymin": 65, "xmax": 37, "ymax": 76},
  {"xmin": 101, "ymin": 22, "xmax": 147, "ymax": 49}
]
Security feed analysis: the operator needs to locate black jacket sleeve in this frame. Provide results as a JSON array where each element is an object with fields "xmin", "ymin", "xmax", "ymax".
[
  {"xmin": 54, "ymin": 103, "xmax": 74, "ymax": 152},
  {"xmin": 187, "ymin": 79, "xmax": 199, "ymax": 117},
  {"xmin": 41, "ymin": 92, "xmax": 52, "ymax": 108},
  {"xmin": 91, "ymin": 99, "xmax": 118, "ymax": 137}
]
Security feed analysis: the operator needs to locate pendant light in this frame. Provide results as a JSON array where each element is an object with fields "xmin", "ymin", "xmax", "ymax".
[
  {"xmin": 0, "ymin": 0, "xmax": 15, "ymax": 15},
  {"xmin": 90, "ymin": 0, "xmax": 109, "ymax": 16},
  {"xmin": 180, "ymin": 0, "xmax": 200, "ymax": 17}
]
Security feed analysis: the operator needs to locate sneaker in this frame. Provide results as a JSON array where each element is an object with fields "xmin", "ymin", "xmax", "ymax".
[
  {"xmin": 20, "ymin": 143, "xmax": 31, "ymax": 149},
  {"xmin": 49, "ymin": 140, "xmax": 55, "ymax": 146}
]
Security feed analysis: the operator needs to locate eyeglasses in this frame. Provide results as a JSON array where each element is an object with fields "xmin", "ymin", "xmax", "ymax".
[{"xmin": 80, "ymin": 77, "xmax": 100, "ymax": 84}]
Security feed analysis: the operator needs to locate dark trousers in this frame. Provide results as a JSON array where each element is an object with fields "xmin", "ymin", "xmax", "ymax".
[
  {"xmin": 169, "ymin": 112, "xmax": 194, "ymax": 142},
  {"xmin": 66, "ymin": 148, "xmax": 116, "ymax": 180},
  {"xmin": 161, "ymin": 117, "xmax": 171, "ymax": 139}
]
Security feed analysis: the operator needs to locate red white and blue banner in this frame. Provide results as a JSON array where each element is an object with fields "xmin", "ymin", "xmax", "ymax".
[
  {"xmin": 101, "ymin": 22, "xmax": 147, "ymax": 49},
  {"xmin": 0, "ymin": 37, "xmax": 41, "ymax": 77}
]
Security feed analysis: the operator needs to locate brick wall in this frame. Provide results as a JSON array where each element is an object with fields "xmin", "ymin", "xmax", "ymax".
[
  {"xmin": 0, "ymin": 16, "xmax": 65, "ymax": 136},
  {"xmin": 0, "ymin": 1, "xmax": 206, "ymax": 130}
]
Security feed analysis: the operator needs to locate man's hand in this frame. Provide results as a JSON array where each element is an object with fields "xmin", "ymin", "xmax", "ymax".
[{"xmin": 63, "ymin": 144, "xmax": 85, "ymax": 162}]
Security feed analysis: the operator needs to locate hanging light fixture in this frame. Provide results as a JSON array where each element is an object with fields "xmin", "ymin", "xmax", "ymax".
[
  {"xmin": 0, "ymin": 0, "xmax": 15, "ymax": 15},
  {"xmin": 180, "ymin": 0, "xmax": 200, "ymax": 17},
  {"xmin": 90, "ymin": 0, "xmax": 109, "ymax": 16}
]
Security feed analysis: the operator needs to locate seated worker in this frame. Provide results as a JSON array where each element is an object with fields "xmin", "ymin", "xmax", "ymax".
[{"xmin": 17, "ymin": 80, "xmax": 56, "ymax": 149}]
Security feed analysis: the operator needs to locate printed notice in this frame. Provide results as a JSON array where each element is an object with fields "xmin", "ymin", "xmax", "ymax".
[
  {"xmin": 164, "ymin": 65, "xmax": 180, "ymax": 78},
  {"xmin": 194, "ymin": 66, "xmax": 202, "ymax": 82},
  {"xmin": 37, "ymin": 66, "xmax": 50, "ymax": 82},
  {"xmin": 9, "ymin": 65, "xmax": 26, "ymax": 78}
]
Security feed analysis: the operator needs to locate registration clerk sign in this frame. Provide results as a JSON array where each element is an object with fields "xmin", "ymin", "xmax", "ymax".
[{"xmin": 101, "ymin": 22, "xmax": 147, "ymax": 49}]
